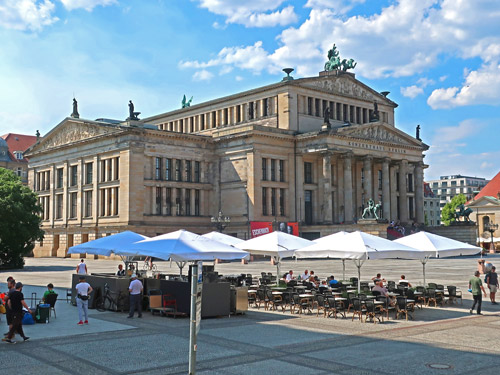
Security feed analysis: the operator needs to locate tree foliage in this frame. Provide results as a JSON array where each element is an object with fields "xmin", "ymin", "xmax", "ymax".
[
  {"xmin": 0, "ymin": 168, "xmax": 44, "ymax": 269},
  {"xmin": 441, "ymin": 194, "xmax": 467, "ymax": 226}
]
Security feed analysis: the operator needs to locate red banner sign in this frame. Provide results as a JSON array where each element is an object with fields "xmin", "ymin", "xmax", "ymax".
[
  {"xmin": 287, "ymin": 222, "xmax": 299, "ymax": 236},
  {"xmin": 250, "ymin": 222, "xmax": 273, "ymax": 238}
]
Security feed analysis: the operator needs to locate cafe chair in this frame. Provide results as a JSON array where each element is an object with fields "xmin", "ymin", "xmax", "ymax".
[
  {"xmin": 364, "ymin": 300, "xmax": 383, "ymax": 323},
  {"xmin": 446, "ymin": 286, "xmax": 462, "ymax": 305},
  {"xmin": 45, "ymin": 293, "xmax": 58, "ymax": 319},
  {"xmin": 315, "ymin": 294, "xmax": 327, "ymax": 317},
  {"xmin": 326, "ymin": 296, "xmax": 346, "ymax": 319},
  {"xmin": 376, "ymin": 295, "xmax": 395, "ymax": 320},
  {"xmin": 427, "ymin": 282, "xmax": 438, "ymax": 290},
  {"xmin": 256, "ymin": 289, "xmax": 268, "ymax": 310},
  {"xmin": 396, "ymin": 296, "xmax": 413, "ymax": 320},
  {"xmin": 415, "ymin": 286, "xmax": 427, "ymax": 305},
  {"xmin": 351, "ymin": 298, "xmax": 365, "ymax": 322},
  {"xmin": 426, "ymin": 288, "xmax": 443, "ymax": 307}
]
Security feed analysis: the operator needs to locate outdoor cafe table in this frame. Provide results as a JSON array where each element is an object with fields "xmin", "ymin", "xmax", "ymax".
[
  {"xmin": 294, "ymin": 285, "xmax": 307, "ymax": 291},
  {"xmin": 271, "ymin": 287, "xmax": 287, "ymax": 291},
  {"xmin": 272, "ymin": 291, "xmax": 283, "ymax": 295}
]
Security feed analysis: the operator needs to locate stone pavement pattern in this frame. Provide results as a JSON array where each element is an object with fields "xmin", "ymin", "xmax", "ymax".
[{"xmin": 1, "ymin": 256, "xmax": 499, "ymax": 374}]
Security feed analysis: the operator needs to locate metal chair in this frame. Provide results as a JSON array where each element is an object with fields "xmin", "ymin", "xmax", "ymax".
[
  {"xmin": 396, "ymin": 296, "xmax": 413, "ymax": 320},
  {"xmin": 376, "ymin": 295, "xmax": 395, "ymax": 320},
  {"xmin": 351, "ymin": 298, "xmax": 365, "ymax": 322},
  {"xmin": 45, "ymin": 293, "xmax": 58, "ymax": 319},
  {"xmin": 364, "ymin": 300, "xmax": 383, "ymax": 323}
]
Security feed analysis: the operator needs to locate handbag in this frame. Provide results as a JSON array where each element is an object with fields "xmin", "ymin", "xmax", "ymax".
[
  {"xmin": 0, "ymin": 304, "xmax": 6, "ymax": 314},
  {"xmin": 78, "ymin": 294, "xmax": 89, "ymax": 301},
  {"xmin": 22, "ymin": 312, "xmax": 35, "ymax": 325}
]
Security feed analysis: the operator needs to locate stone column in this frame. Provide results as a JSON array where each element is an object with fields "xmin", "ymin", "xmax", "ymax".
[
  {"xmin": 363, "ymin": 156, "xmax": 373, "ymax": 202},
  {"xmin": 343, "ymin": 153, "xmax": 353, "ymax": 222},
  {"xmin": 390, "ymin": 165, "xmax": 397, "ymax": 221},
  {"xmin": 399, "ymin": 159, "xmax": 408, "ymax": 223},
  {"xmin": 414, "ymin": 162, "xmax": 424, "ymax": 224},
  {"xmin": 382, "ymin": 158, "xmax": 391, "ymax": 221},
  {"xmin": 322, "ymin": 153, "xmax": 333, "ymax": 223}
]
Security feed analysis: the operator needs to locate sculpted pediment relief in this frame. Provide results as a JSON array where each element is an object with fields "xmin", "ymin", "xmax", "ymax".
[
  {"xmin": 300, "ymin": 76, "xmax": 379, "ymax": 102},
  {"xmin": 338, "ymin": 124, "xmax": 418, "ymax": 146},
  {"xmin": 38, "ymin": 121, "xmax": 120, "ymax": 151}
]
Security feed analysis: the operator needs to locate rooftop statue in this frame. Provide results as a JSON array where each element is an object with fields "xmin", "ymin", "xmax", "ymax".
[
  {"xmin": 128, "ymin": 100, "xmax": 140, "ymax": 120},
  {"xmin": 71, "ymin": 98, "xmax": 79, "ymax": 119},
  {"xmin": 369, "ymin": 101, "xmax": 380, "ymax": 122},
  {"xmin": 416, "ymin": 124, "xmax": 421, "ymax": 141},
  {"xmin": 324, "ymin": 44, "xmax": 356, "ymax": 72},
  {"xmin": 182, "ymin": 95, "xmax": 193, "ymax": 108}
]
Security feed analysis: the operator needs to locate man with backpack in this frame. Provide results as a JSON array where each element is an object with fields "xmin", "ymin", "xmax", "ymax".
[
  {"xmin": 485, "ymin": 266, "xmax": 499, "ymax": 305},
  {"xmin": 2, "ymin": 282, "xmax": 31, "ymax": 344}
]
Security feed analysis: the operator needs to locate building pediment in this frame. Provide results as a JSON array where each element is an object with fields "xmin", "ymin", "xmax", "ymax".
[
  {"xmin": 296, "ymin": 73, "xmax": 396, "ymax": 107},
  {"xmin": 336, "ymin": 123, "xmax": 423, "ymax": 147},
  {"xmin": 27, "ymin": 118, "xmax": 123, "ymax": 155},
  {"xmin": 468, "ymin": 196, "xmax": 500, "ymax": 207}
]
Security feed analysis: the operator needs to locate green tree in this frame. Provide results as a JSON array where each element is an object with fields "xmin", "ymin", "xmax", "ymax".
[
  {"xmin": 0, "ymin": 168, "xmax": 44, "ymax": 269},
  {"xmin": 441, "ymin": 194, "xmax": 467, "ymax": 226}
]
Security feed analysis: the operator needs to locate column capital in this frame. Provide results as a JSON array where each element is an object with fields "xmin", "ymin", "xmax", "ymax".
[
  {"xmin": 363, "ymin": 155, "xmax": 373, "ymax": 162},
  {"xmin": 382, "ymin": 157, "xmax": 391, "ymax": 165},
  {"xmin": 340, "ymin": 151, "xmax": 354, "ymax": 159},
  {"xmin": 399, "ymin": 159, "xmax": 408, "ymax": 166}
]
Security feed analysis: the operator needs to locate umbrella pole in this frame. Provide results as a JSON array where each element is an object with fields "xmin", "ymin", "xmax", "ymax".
[
  {"xmin": 188, "ymin": 262, "xmax": 198, "ymax": 375},
  {"xmin": 421, "ymin": 257, "xmax": 428, "ymax": 286},
  {"xmin": 275, "ymin": 256, "xmax": 280, "ymax": 284},
  {"xmin": 342, "ymin": 259, "xmax": 346, "ymax": 281}
]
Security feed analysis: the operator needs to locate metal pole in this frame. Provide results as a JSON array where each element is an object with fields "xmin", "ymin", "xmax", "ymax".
[
  {"xmin": 188, "ymin": 264, "xmax": 198, "ymax": 375},
  {"xmin": 342, "ymin": 259, "xmax": 346, "ymax": 281},
  {"xmin": 357, "ymin": 263, "xmax": 361, "ymax": 294}
]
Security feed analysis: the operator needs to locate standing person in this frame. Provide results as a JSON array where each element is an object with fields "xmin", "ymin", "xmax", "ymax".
[
  {"xmin": 76, "ymin": 259, "xmax": 87, "ymax": 275},
  {"xmin": 2, "ymin": 282, "xmax": 31, "ymax": 344},
  {"xmin": 469, "ymin": 270, "xmax": 487, "ymax": 315},
  {"xmin": 75, "ymin": 275, "xmax": 92, "ymax": 325},
  {"xmin": 485, "ymin": 266, "xmax": 499, "ymax": 305},
  {"xmin": 3, "ymin": 277, "xmax": 16, "ymax": 338},
  {"xmin": 128, "ymin": 274, "xmax": 143, "ymax": 318}
]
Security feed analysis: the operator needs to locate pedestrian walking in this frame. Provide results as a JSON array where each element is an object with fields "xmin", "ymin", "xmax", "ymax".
[
  {"xmin": 75, "ymin": 275, "xmax": 93, "ymax": 325},
  {"xmin": 469, "ymin": 270, "xmax": 487, "ymax": 315},
  {"xmin": 76, "ymin": 259, "xmax": 88, "ymax": 274},
  {"xmin": 128, "ymin": 274, "xmax": 143, "ymax": 318},
  {"xmin": 3, "ymin": 277, "xmax": 16, "ymax": 338},
  {"xmin": 485, "ymin": 266, "xmax": 499, "ymax": 305},
  {"xmin": 2, "ymin": 282, "xmax": 31, "ymax": 344}
]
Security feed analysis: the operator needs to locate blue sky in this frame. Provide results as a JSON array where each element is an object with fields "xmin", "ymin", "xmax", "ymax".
[{"xmin": 0, "ymin": 0, "xmax": 499, "ymax": 180}]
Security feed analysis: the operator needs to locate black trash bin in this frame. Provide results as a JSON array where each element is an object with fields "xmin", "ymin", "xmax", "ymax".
[{"xmin": 36, "ymin": 304, "xmax": 50, "ymax": 323}]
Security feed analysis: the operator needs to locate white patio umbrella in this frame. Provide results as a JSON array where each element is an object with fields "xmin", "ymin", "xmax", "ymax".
[
  {"xmin": 236, "ymin": 231, "xmax": 313, "ymax": 281},
  {"xmin": 302, "ymin": 231, "xmax": 425, "ymax": 293},
  {"xmin": 202, "ymin": 231, "xmax": 244, "ymax": 246},
  {"xmin": 294, "ymin": 231, "xmax": 350, "ymax": 280},
  {"xmin": 395, "ymin": 231, "xmax": 481, "ymax": 285},
  {"xmin": 67, "ymin": 230, "xmax": 149, "ymax": 257}
]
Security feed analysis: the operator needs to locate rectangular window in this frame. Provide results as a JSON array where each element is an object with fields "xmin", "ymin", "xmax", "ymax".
[
  {"xmin": 262, "ymin": 158, "xmax": 267, "ymax": 181},
  {"xmin": 322, "ymin": 100, "xmax": 328, "ymax": 117},
  {"xmin": 195, "ymin": 189, "xmax": 200, "ymax": 216},
  {"xmin": 175, "ymin": 160, "xmax": 182, "ymax": 181},
  {"xmin": 248, "ymin": 102, "xmax": 254, "ymax": 120},
  {"xmin": 307, "ymin": 97, "xmax": 312, "ymax": 115},
  {"xmin": 271, "ymin": 188, "xmax": 276, "ymax": 216},
  {"xmin": 408, "ymin": 173, "xmax": 414, "ymax": 193},
  {"xmin": 70, "ymin": 192, "xmax": 77, "ymax": 218},
  {"xmin": 155, "ymin": 157, "xmax": 162, "ymax": 180},
  {"xmin": 186, "ymin": 160, "xmax": 192, "ymax": 182},
  {"xmin": 279, "ymin": 160, "xmax": 285, "ymax": 182},
  {"xmin": 165, "ymin": 158, "xmax": 172, "ymax": 181},
  {"xmin": 304, "ymin": 162, "xmax": 313, "ymax": 184},
  {"xmin": 315, "ymin": 98, "xmax": 320, "ymax": 117},
  {"xmin": 305, "ymin": 190, "xmax": 313, "ymax": 224},
  {"xmin": 236, "ymin": 106, "xmax": 241, "ymax": 123},
  {"xmin": 200, "ymin": 115, "xmax": 205, "ymax": 130},
  {"xmin": 263, "ymin": 98, "xmax": 268, "ymax": 116},
  {"xmin": 211, "ymin": 111, "xmax": 216, "ymax": 128},
  {"xmin": 56, "ymin": 194, "xmax": 63, "ymax": 219},
  {"xmin": 165, "ymin": 188, "xmax": 172, "ymax": 216},
  {"xmin": 329, "ymin": 102, "xmax": 335, "ymax": 120},
  {"xmin": 85, "ymin": 162, "xmax": 93, "ymax": 184},
  {"xmin": 396, "ymin": 172, "xmax": 400, "ymax": 191},
  {"xmin": 279, "ymin": 188, "xmax": 285, "ymax": 216},
  {"xmin": 176, "ymin": 188, "xmax": 182, "ymax": 215},
  {"xmin": 185, "ymin": 189, "xmax": 191, "ymax": 216},
  {"xmin": 270, "ymin": 159, "xmax": 276, "ymax": 181},
  {"xmin": 262, "ymin": 188, "xmax": 267, "ymax": 215},
  {"xmin": 85, "ymin": 191, "xmax": 92, "ymax": 217},
  {"xmin": 113, "ymin": 187, "xmax": 119, "ymax": 215},
  {"xmin": 70, "ymin": 165, "xmax": 78, "ymax": 186},
  {"xmin": 57, "ymin": 168, "xmax": 63, "ymax": 188},
  {"xmin": 155, "ymin": 187, "xmax": 162, "ymax": 215},
  {"xmin": 343, "ymin": 104, "xmax": 348, "ymax": 122},
  {"xmin": 114, "ymin": 157, "xmax": 119, "ymax": 180},
  {"xmin": 194, "ymin": 161, "xmax": 200, "ymax": 183},
  {"xmin": 336, "ymin": 102, "xmax": 341, "ymax": 120},
  {"xmin": 378, "ymin": 170, "xmax": 383, "ymax": 190}
]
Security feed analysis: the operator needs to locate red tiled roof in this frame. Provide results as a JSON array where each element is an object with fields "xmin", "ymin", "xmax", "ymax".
[
  {"xmin": 1, "ymin": 133, "xmax": 38, "ymax": 162},
  {"xmin": 470, "ymin": 170, "xmax": 500, "ymax": 202}
]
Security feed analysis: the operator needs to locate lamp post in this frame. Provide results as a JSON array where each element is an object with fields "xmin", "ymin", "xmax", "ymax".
[
  {"xmin": 485, "ymin": 222, "xmax": 498, "ymax": 252},
  {"xmin": 211, "ymin": 211, "xmax": 230, "ymax": 233}
]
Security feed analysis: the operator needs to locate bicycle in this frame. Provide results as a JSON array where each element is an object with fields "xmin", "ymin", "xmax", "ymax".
[
  {"xmin": 96, "ymin": 283, "xmax": 127, "ymax": 312},
  {"xmin": 143, "ymin": 257, "xmax": 158, "ymax": 272}
]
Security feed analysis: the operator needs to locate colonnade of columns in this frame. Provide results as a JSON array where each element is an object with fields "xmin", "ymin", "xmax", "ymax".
[{"xmin": 317, "ymin": 153, "xmax": 424, "ymax": 224}]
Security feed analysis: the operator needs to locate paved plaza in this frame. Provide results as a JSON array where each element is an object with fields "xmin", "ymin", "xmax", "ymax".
[{"xmin": 1, "ymin": 255, "xmax": 500, "ymax": 374}]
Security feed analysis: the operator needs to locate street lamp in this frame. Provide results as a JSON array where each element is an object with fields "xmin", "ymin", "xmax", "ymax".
[
  {"xmin": 485, "ymin": 222, "xmax": 499, "ymax": 252},
  {"xmin": 211, "ymin": 211, "xmax": 231, "ymax": 233}
]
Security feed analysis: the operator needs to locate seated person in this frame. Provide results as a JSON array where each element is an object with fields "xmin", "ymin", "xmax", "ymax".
[
  {"xmin": 301, "ymin": 269, "xmax": 310, "ymax": 281},
  {"xmin": 399, "ymin": 275, "xmax": 412, "ymax": 287},
  {"xmin": 372, "ymin": 281, "xmax": 389, "ymax": 297},
  {"xmin": 371, "ymin": 273, "xmax": 386, "ymax": 283},
  {"xmin": 308, "ymin": 271, "xmax": 319, "ymax": 286},
  {"xmin": 328, "ymin": 275, "xmax": 339, "ymax": 287},
  {"xmin": 42, "ymin": 283, "xmax": 56, "ymax": 303},
  {"xmin": 116, "ymin": 264, "xmax": 126, "ymax": 276},
  {"xmin": 318, "ymin": 280, "xmax": 329, "ymax": 291},
  {"xmin": 127, "ymin": 264, "xmax": 135, "ymax": 277},
  {"xmin": 286, "ymin": 270, "xmax": 295, "ymax": 282}
]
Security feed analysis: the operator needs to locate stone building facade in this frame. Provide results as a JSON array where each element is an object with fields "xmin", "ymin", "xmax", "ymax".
[
  {"xmin": 1, "ymin": 133, "xmax": 38, "ymax": 184},
  {"xmin": 26, "ymin": 70, "xmax": 428, "ymax": 257}
]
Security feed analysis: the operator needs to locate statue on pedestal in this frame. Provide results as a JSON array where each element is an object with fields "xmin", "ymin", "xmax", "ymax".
[
  {"xmin": 416, "ymin": 124, "xmax": 421, "ymax": 141},
  {"xmin": 128, "ymin": 100, "xmax": 140, "ymax": 120},
  {"xmin": 361, "ymin": 199, "xmax": 381, "ymax": 220},
  {"xmin": 71, "ymin": 98, "xmax": 79, "ymax": 118},
  {"xmin": 369, "ymin": 101, "xmax": 380, "ymax": 122}
]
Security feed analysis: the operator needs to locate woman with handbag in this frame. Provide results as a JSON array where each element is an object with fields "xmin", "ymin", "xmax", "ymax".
[{"xmin": 75, "ymin": 275, "xmax": 93, "ymax": 325}]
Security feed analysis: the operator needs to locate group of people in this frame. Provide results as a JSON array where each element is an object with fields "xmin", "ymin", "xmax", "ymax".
[
  {"xmin": 2, "ymin": 277, "xmax": 31, "ymax": 344},
  {"xmin": 469, "ymin": 266, "xmax": 498, "ymax": 315}
]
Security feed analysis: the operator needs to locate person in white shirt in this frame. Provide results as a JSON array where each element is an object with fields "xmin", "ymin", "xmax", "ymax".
[
  {"xmin": 128, "ymin": 274, "xmax": 143, "ymax": 318},
  {"xmin": 285, "ymin": 270, "xmax": 295, "ymax": 282},
  {"xmin": 76, "ymin": 259, "xmax": 87, "ymax": 275},
  {"xmin": 399, "ymin": 275, "xmax": 412, "ymax": 287},
  {"xmin": 301, "ymin": 270, "xmax": 310, "ymax": 281},
  {"xmin": 75, "ymin": 275, "xmax": 92, "ymax": 325}
]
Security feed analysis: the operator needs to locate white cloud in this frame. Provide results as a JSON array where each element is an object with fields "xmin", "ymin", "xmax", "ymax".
[
  {"xmin": 59, "ymin": 0, "xmax": 117, "ymax": 12},
  {"xmin": 439, "ymin": 75, "xmax": 448, "ymax": 82},
  {"xmin": 235, "ymin": 75, "xmax": 244, "ymax": 81},
  {"xmin": 195, "ymin": 0, "xmax": 297, "ymax": 28},
  {"xmin": 401, "ymin": 85, "xmax": 424, "ymax": 99},
  {"xmin": 0, "ymin": 0, "xmax": 59, "ymax": 31},
  {"xmin": 427, "ymin": 62, "xmax": 500, "ymax": 109},
  {"xmin": 305, "ymin": 0, "xmax": 365, "ymax": 14},
  {"xmin": 432, "ymin": 119, "xmax": 482, "ymax": 143},
  {"xmin": 192, "ymin": 69, "xmax": 214, "ymax": 81}
]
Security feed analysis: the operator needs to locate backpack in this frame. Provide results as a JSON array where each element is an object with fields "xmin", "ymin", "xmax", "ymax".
[{"xmin": 485, "ymin": 273, "xmax": 490, "ymax": 284}]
